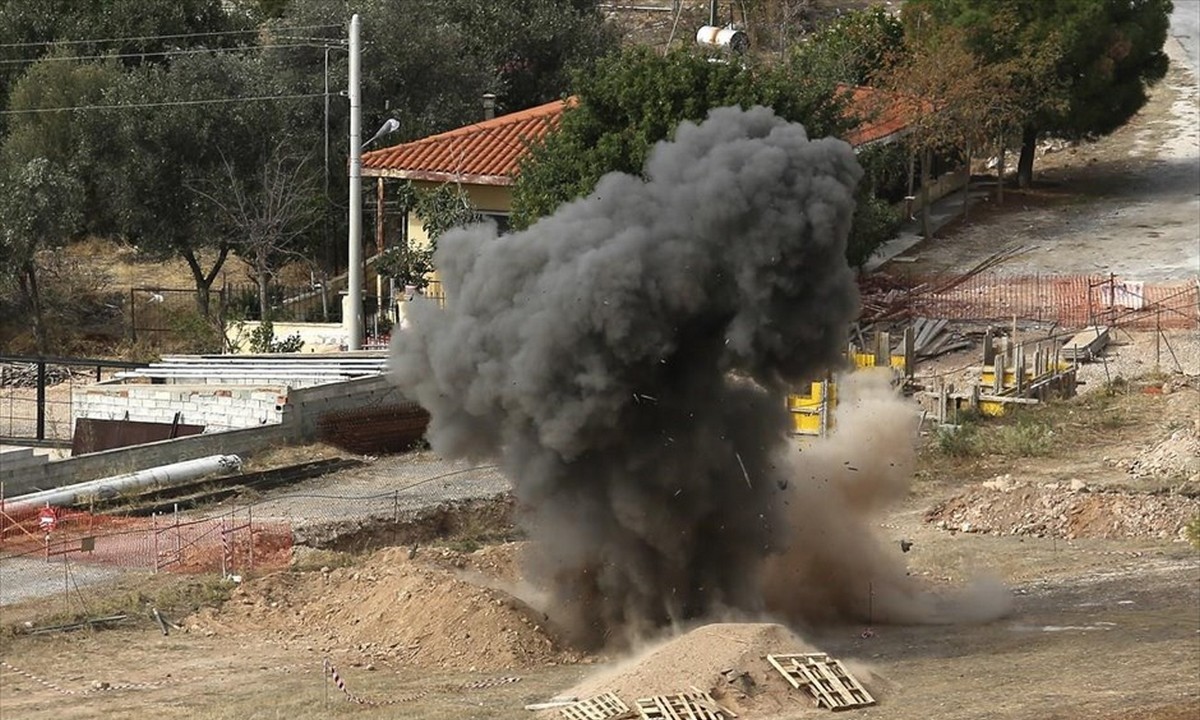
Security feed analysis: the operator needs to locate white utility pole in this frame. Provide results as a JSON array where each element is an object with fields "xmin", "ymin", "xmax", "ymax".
[{"xmin": 346, "ymin": 13, "xmax": 364, "ymax": 350}]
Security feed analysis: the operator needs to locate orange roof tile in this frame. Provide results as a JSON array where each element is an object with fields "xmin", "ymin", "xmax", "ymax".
[
  {"xmin": 361, "ymin": 99, "xmax": 569, "ymax": 185},
  {"xmin": 362, "ymin": 88, "xmax": 916, "ymax": 186},
  {"xmin": 838, "ymin": 83, "xmax": 922, "ymax": 148}
]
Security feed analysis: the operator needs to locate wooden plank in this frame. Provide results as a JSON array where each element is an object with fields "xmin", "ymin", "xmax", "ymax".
[
  {"xmin": 767, "ymin": 654, "xmax": 875, "ymax": 711},
  {"xmin": 1060, "ymin": 326, "xmax": 1110, "ymax": 362},
  {"xmin": 561, "ymin": 692, "xmax": 631, "ymax": 720}
]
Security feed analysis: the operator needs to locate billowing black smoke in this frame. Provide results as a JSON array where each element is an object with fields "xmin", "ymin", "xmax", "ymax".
[{"xmin": 391, "ymin": 106, "xmax": 862, "ymax": 646}]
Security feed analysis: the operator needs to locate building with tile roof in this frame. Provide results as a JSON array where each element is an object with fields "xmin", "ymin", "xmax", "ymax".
[{"xmin": 360, "ymin": 86, "xmax": 922, "ymax": 265}]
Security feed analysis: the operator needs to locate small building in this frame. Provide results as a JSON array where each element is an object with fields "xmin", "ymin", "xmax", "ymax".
[
  {"xmin": 360, "ymin": 87, "xmax": 953, "ymax": 303},
  {"xmin": 361, "ymin": 98, "xmax": 568, "ymax": 247}
]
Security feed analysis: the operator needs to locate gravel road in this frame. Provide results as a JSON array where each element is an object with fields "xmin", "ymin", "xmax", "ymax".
[
  {"xmin": 0, "ymin": 557, "xmax": 135, "ymax": 606},
  {"xmin": 227, "ymin": 452, "xmax": 511, "ymax": 531}
]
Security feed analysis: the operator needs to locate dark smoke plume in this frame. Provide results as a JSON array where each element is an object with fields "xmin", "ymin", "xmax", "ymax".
[{"xmin": 392, "ymin": 106, "xmax": 862, "ymax": 646}]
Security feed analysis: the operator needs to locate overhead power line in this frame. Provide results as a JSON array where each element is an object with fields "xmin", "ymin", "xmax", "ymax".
[
  {"xmin": 0, "ymin": 42, "xmax": 336, "ymax": 67},
  {"xmin": 0, "ymin": 91, "xmax": 331, "ymax": 116},
  {"xmin": 0, "ymin": 24, "xmax": 341, "ymax": 49}
]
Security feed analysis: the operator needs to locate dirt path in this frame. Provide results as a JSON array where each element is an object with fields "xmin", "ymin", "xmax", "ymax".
[{"xmin": 890, "ymin": 36, "xmax": 1200, "ymax": 281}]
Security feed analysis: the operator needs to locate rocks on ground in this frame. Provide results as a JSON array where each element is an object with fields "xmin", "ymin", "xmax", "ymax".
[{"xmin": 926, "ymin": 475, "xmax": 1199, "ymax": 541}]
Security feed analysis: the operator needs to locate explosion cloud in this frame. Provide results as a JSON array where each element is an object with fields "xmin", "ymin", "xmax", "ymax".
[{"xmin": 392, "ymin": 106, "xmax": 864, "ymax": 646}]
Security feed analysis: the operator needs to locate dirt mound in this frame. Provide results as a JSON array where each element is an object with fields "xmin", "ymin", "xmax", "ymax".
[
  {"xmin": 561, "ymin": 623, "xmax": 853, "ymax": 718},
  {"xmin": 188, "ymin": 544, "xmax": 579, "ymax": 670},
  {"xmin": 926, "ymin": 477, "xmax": 1199, "ymax": 541}
]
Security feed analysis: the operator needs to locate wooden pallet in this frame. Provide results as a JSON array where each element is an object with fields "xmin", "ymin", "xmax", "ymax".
[
  {"xmin": 767, "ymin": 654, "xmax": 875, "ymax": 711},
  {"xmin": 561, "ymin": 692, "xmax": 632, "ymax": 720},
  {"xmin": 635, "ymin": 689, "xmax": 735, "ymax": 720}
]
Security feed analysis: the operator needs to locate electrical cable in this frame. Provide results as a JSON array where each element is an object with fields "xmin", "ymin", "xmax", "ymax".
[
  {"xmin": 0, "ymin": 42, "xmax": 333, "ymax": 66},
  {"xmin": 0, "ymin": 24, "xmax": 340, "ymax": 49},
  {"xmin": 0, "ymin": 91, "xmax": 331, "ymax": 115}
]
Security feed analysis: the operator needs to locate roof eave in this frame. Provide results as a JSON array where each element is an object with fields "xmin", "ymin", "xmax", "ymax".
[{"xmin": 360, "ymin": 167, "xmax": 514, "ymax": 186}]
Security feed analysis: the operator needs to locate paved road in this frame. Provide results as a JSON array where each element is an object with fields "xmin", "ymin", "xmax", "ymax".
[{"xmin": 1174, "ymin": 0, "xmax": 1200, "ymax": 76}]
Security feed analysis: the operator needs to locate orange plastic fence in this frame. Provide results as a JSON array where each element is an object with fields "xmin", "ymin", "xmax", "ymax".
[{"xmin": 0, "ymin": 504, "xmax": 292, "ymax": 575}]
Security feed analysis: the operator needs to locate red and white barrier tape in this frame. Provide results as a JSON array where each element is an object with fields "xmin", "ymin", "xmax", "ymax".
[
  {"xmin": 323, "ymin": 658, "xmax": 426, "ymax": 705},
  {"xmin": 0, "ymin": 660, "xmax": 182, "ymax": 696}
]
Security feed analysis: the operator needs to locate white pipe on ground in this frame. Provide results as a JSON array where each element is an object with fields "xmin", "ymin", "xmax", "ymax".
[{"xmin": 2, "ymin": 455, "xmax": 243, "ymax": 514}]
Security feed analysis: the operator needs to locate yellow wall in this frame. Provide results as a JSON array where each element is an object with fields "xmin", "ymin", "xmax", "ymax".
[{"xmin": 406, "ymin": 180, "xmax": 514, "ymax": 250}]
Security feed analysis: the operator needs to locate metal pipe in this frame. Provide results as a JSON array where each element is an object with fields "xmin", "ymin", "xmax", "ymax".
[{"xmin": 4, "ymin": 455, "xmax": 243, "ymax": 513}]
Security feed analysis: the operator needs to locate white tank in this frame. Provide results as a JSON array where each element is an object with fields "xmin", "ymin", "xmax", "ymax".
[{"xmin": 695, "ymin": 25, "xmax": 749, "ymax": 53}]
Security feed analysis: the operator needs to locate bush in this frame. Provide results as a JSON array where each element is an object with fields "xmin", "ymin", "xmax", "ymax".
[
  {"xmin": 248, "ymin": 320, "xmax": 304, "ymax": 353},
  {"xmin": 936, "ymin": 421, "xmax": 980, "ymax": 457},
  {"xmin": 989, "ymin": 416, "xmax": 1055, "ymax": 457},
  {"xmin": 846, "ymin": 192, "xmax": 902, "ymax": 268}
]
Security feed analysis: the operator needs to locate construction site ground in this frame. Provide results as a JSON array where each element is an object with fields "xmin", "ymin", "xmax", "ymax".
[
  {"xmin": 0, "ymin": 370, "xmax": 1197, "ymax": 720},
  {"xmin": 2, "ymin": 31, "xmax": 1199, "ymax": 720}
]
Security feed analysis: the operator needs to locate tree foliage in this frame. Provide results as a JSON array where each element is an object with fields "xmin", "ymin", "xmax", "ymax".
[
  {"xmin": 903, "ymin": 0, "xmax": 1172, "ymax": 185},
  {"xmin": 0, "ymin": 158, "xmax": 83, "ymax": 351},
  {"xmin": 792, "ymin": 6, "xmax": 905, "ymax": 86},
  {"xmin": 95, "ymin": 51, "xmax": 307, "ymax": 317},
  {"xmin": 511, "ymin": 46, "xmax": 851, "ymax": 229},
  {"xmin": 0, "ymin": 0, "xmax": 249, "ymax": 133},
  {"xmin": 376, "ymin": 182, "xmax": 480, "ymax": 291}
]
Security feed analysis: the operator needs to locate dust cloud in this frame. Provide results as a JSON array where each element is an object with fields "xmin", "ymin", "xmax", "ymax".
[
  {"xmin": 392, "ymin": 105, "xmax": 1005, "ymax": 648},
  {"xmin": 761, "ymin": 370, "xmax": 1012, "ymax": 627}
]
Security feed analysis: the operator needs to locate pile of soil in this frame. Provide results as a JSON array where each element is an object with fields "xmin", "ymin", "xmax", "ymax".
[
  {"xmin": 926, "ymin": 476, "xmax": 1199, "ymax": 541},
  {"xmin": 559, "ymin": 623, "xmax": 864, "ymax": 719},
  {"xmin": 188, "ymin": 543, "xmax": 580, "ymax": 670}
]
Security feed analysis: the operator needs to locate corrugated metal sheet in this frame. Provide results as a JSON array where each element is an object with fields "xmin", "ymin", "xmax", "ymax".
[{"xmin": 72, "ymin": 418, "xmax": 205, "ymax": 456}]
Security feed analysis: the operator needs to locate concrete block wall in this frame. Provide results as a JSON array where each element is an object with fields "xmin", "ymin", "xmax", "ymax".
[
  {"xmin": 72, "ymin": 385, "xmax": 288, "ymax": 431},
  {"xmin": 3, "ymin": 373, "xmax": 408, "ymax": 496},
  {"xmin": 287, "ymin": 374, "xmax": 403, "ymax": 438}
]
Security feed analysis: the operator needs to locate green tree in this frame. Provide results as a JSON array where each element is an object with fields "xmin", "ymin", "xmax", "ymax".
[
  {"xmin": 268, "ymin": 0, "xmax": 617, "ymax": 271},
  {"xmin": 98, "ymin": 51, "xmax": 305, "ymax": 318},
  {"xmin": 0, "ymin": 0, "xmax": 248, "ymax": 134},
  {"xmin": 511, "ymin": 46, "xmax": 851, "ymax": 229},
  {"xmin": 377, "ymin": 182, "xmax": 480, "ymax": 291},
  {"xmin": 792, "ymin": 6, "xmax": 906, "ymax": 86},
  {"xmin": 185, "ymin": 143, "xmax": 323, "ymax": 321},
  {"xmin": 434, "ymin": 0, "xmax": 619, "ymax": 113},
  {"xmin": 904, "ymin": 0, "xmax": 1172, "ymax": 187},
  {"xmin": 2, "ymin": 55, "xmax": 122, "ymax": 235},
  {"xmin": 0, "ymin": 158, "xmax": 83, "ymax": 351}
]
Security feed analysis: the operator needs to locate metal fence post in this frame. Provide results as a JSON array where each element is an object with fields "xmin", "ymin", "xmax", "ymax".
[
  {"xmin": 152, "ymin": 512, "xmax": 159, "ymax": 573},
  {"xmin": 247, "ymin": 506, "xmax": 254, "ymax": 572},
  {"xmin": 35, "ymin": 360, "xmax": 46, "ymax": 441},
  {"xmin": 129, "ymin": 288, "xmax": 137, "ymax": 342}
]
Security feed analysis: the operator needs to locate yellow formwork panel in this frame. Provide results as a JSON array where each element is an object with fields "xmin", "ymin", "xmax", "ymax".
[
  {"xmin": 852, "ymin": 353, "xmax": 909, "ymax": 373},
  {"xmin": 792, "ymin": 412, "xmax": 823, "ymax": 434},
  {"xmin": 978, "ymin": 400, "xmax": 1006, "ymax": 417},
  {"xmin": 787, "ymin": 382, "xmax": 836, "ymax": 435}
]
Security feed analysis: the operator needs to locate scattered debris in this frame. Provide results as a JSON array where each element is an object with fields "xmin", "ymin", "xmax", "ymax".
[
  {"xmin": 767, "ymin": 653, "xmax": 876, "ymax": 711},
  {"xmin": 926, "ymin": 480, "xmax": 1200, "ymax": 541},
  {"xmin": 25, "ymin": 615, "xmax": 129, "ymax": 635}
]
